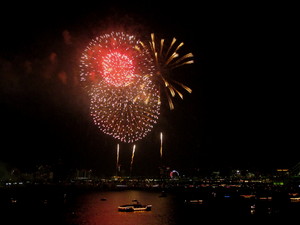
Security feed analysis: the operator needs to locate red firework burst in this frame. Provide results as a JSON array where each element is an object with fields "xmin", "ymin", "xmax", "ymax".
[
  {"xmin": 101, "ymin": 51, "xmax": 135, "ymax": 87},
  {"xmin": 80, "ymin": 31, "xmax": 154, "ymax": 89}
]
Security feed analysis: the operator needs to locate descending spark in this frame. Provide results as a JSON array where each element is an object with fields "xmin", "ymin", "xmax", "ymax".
[
  {"xmin": 140, "ymin": 33, "xmax": 194, "ymax": 110},
  {"xmin": 160, "ymin": 132, "xmax": 163, "ymax": 160},
  {"xmin": 130, "ymin": 144, "xmax": 136, "ymax": 174},
  {"xmin": 116, "ymin": 144, "xmax": 120, "ymax": 175}
]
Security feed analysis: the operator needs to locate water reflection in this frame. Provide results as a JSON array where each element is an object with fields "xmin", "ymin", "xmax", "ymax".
[
  {"xmin": 66, "ymin": 190, "xmax": 178, "ymax": 225},
  {"xmin": 65, "ymin": 189, "xmax": 300, "ymax": 224},
  {"xmin": 2, "ymin": 188, "xmax": 300, "ymax": 225}
]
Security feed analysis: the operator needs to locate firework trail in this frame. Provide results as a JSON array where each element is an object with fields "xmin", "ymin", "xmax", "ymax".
[
  {"xmin": 130, "ymin": 144, "xmax": 136, "ymax": 174},
  {"xmin": 160, "ymin": 132, "xmax": 163, "ymax": 160},
  {"xmin": 116, "ymin": 143, "xmax": 120, "ymax": 175}
]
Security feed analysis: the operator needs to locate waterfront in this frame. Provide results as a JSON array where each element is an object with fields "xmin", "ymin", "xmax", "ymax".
[{"xmin": 1, "ymin": 184, "xmax": 300, "ymax": 225}]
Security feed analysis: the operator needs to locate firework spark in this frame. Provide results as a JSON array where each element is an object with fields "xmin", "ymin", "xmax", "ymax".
[{"xmin": 140, "ymin": 33, "xmax": 194, "ymax": 110}]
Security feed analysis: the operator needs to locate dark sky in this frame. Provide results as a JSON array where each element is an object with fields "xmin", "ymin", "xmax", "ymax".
[{"xmin": 0, "ymin": 2, "xmax": 298, "ymax": 176}]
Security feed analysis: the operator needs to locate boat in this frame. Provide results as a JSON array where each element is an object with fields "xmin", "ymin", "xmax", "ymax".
[
  {"xmin": 290, "ymin": 197, "xmax": 300, "ymax": 203},
  {"xmin": 118, "ymin": 201, "xmax": 152, "ymax": 212},
  {"xmin": 184, "ymin": 199, "xmax": 204, "ymax": 204}
]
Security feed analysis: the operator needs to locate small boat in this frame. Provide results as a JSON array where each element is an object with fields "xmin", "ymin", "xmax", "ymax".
[
  {"xmin": 240, "ymin": 194, "xmax": 256, "ymax": 199},
  {"xmin": 290, "ymin": 197, "xmax": 300, "ymax": 203},
  {"xmin": 118, "ymin": 201, "xmax": 152, "ymax": 212},
  {"xmin": 184, "ymin": 199, "xmax": 203, "ymax": 204},
  {"xmin": 289, "ymin": 193, "xmax": 300, "ymax": 202}
]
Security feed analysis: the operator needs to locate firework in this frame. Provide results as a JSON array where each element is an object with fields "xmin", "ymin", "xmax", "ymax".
[
  {"xmin": 89, "ymin": 74, "xmax": 160, "ymax": 143},
  {"xmin": 79, "ymin": 31, "xmax": 155, "ymax": 89},
  {"xmin": 79, "ymin": 31, "xmax": 193, "ymax": 143},
  {"xmin": 80, "ymin": 31, "xmax": 161, "ymax": 143},
  {"xmin": 140, "ymin": 33, "xmax": 194, "ymax": 110}
]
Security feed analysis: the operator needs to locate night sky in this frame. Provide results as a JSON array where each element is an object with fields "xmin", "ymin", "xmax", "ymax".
[{"xmin": 0, "ymin": 2, "xmax": 298, "ymax": 176}]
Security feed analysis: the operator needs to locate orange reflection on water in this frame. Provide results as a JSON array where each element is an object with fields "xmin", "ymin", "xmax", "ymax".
[{"xmin": 66, "ymin": 190, "xmax": 175, "ymax": 225}]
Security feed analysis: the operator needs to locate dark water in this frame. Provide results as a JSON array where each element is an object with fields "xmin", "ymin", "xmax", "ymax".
[{"xmin": 1, "ymin": 186, "xmax": 300, "ymax": 224}]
